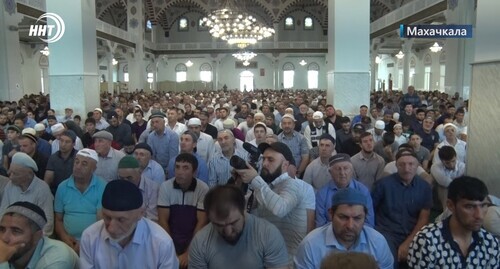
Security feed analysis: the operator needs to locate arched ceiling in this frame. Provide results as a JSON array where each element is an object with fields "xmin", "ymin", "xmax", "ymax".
[{"xmin": 95, "ymin": 0, "xmax": 415, "ymax": 31}]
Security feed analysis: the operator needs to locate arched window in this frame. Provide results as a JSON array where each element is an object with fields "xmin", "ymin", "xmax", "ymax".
[
  {"xmin": 284, "ymin": 16, "xmax": 294, "ymax": 30},
  {"xmin": 175, "ymin": 63, "xmax": 187, "ymax": 82},
  {"xmin": 200, "ymin": 63, "xmax": 212, "ymax": 82},
  {"xmin": 439, "ymin": 52, "xmax": 446, "ymax": 92},
  {"xmin": 179, "ymin": 17, "xmax": 188, "ymax": 31},
  {"xmin": 424, "ymin": 54, "xmax": 432, "ymax": 91},
  {"xmin": 304, "ymin": 17, "xmax": 314, "ymax": 30},
  {"xmin": 307, "ymin": 62, "xmax": 319, "ymax": 89},
  {"xmin": 283, "ymin": 62, "xmax": 295, "ymax": 89}
]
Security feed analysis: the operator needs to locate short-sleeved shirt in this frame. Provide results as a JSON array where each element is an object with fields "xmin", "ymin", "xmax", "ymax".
[
  {"xmin": 46, "ymin": 149, "xmax": 77, "ymax": 194},
  {"xmin": 189, "ymin": 214, "xmax": 289, "ymax": 269},
  {"xmin": 80, "ymin": 218, "xmax": 179, "ymax": 269},
  {"xmin": 138, "ymin": 175, "xmax": 160, "ymax": 221},
  {"xmin": 95, "ymin": 148, "xmax": 126, "ymax": 182},
  {"xmin": 167, "ymin": 153, "xmax": 209, "ymax": 184},
  {"xmin": 372, "ymin": 173, "xmax": 433, "ymax": 237},
  {"xmin": 408, "ymin": 217, "xmax": 499, "ymax": 268},
  {"xmin": 351, "ymin": 152, "xmax": 385, "ymax": 191},
  {"xmin": 294, "ymin": 223, "xmax": 394, "ymax": 269},
  {"xmin": 417, "ymin": 129, "xmax": 439, "ymax": 151},
  {"xmin": 303, "ymin": 158, "xmax": 331, "ymax": 192},
  {"xmin": 157, "ymin": 178, "xmax": 208, "ymax": 254},
  {"xmin": 278, "ymin": 131, "xmax": 309, "ymax": 167},
  {"xmin": 54, "ymin": 174, "xmax": 107, "ymax": 240}
]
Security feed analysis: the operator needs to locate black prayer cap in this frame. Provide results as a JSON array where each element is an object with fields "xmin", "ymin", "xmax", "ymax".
[{"xmin": 102, "ymin": 180, "xmax": 143, "ymax": 211}]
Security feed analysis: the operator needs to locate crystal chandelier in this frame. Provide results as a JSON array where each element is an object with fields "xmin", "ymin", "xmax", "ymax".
[
  {"xmin": 202, "ymin": 3, "xmax": 274, "ymax": 49},
  {"xmin": 429, "ymin": 42, "xmax": 442, "ymax": 53},
  {"xmin": 232, "ymin": 50, "xmax": 257, "ymax": 62}
]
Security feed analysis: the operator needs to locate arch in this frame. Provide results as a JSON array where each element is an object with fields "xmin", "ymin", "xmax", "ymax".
[
  {"xmin": 439, "ymin": 52, "xmax": 446, "ymax": 64},
  {"xmin": 307, "ymin": 62, "xmax": 319, "ymax": 71},
  {"xmin": 175, "ymin": 63, "xmax": 187, "ymax": 72},
  {"xmin": 410, "ymin": 57, "xmax": 416, "ymax": 68},
  {"xmin": 283, "ymin": 62, "xmax": 295, "ymax": 71},
  {"xmin": 424, "ymin": 54, "xmax": 432, "ymax": 66},
  {"xmin": 123, "ymin": 64, "xmax": 128, "ymax": 73},
  {"xmin": 200, "ymin": 63, "xmax": 212, "ymax": 71}
]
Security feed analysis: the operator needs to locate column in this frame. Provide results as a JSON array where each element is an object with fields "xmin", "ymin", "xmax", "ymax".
[
  {"xmin": 105, "ymin": 54, "xmax": 114, "ymax": 94},
  {"xmin": 127, "ymin": 0, "xmax": 146, "ymax": 92},
  {"xmin": 47, "ymin": 0, "xmax": 99, "ymax": 117},
  {"xmin": 273, "ymin": 23, "xmax": 279, "ymax": 44},
  {"xmin": 370, "ymin": 38, "xmax": 381, "ymax": 92},
  {"xmin": 212, "ymin": 58, "xmax": 218, "ymax": 90},
  {"xmin": 273, "ymin": 57, "xmax": 280, "ymax": 90},
  {"xmin": 401, "ymin": 39, "xmax": 413, "ymax": 91},
  {"xmin": 326, "ymin": 0, "xmax": 370, "ymax": 116},
  {"xmin": 467, "ymin": 0, "xmax": 500, "ymax": 196},
  {"xmin": 444, "ymin": 0, "xmax": 475, "ymax": 98},
  {"xmin": 0, "ymin": 4, "xmax": 23, "ymax": 101}
]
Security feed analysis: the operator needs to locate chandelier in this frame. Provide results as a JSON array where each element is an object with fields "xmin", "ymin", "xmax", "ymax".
[
  {"xmin": 40, "ymin": 46, "xmax": 50, "ymax": 56},
  {"xmin": 429, "ymin": 42, "xmax": 442, "ymax": 53},
  {"xmin": 232, "ymin": 50, "xmax": 257, "ymax": 62},
  {"xmin": 202, "ymin": 5, "xmax": 274, "ymax": 48},
  {"xmin": 395, "ymin": 50, "xmax": 404, "ymax": 59}
]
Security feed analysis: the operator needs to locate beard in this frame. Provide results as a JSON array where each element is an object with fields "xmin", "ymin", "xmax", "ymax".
[
  {"xmin": 260, "ymin": 166, "xmax": 283, "ymax": 183},
  {"xmin": 108, "ymin": 222, "xmax": 137, "ymax": 245}
]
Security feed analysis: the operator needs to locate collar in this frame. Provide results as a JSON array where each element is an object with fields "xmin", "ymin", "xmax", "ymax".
[
  {"xmin": 104, "ymin": 218, "xmax": 147, "ymax": 248},
  {"xmin": 68, "ymin": 174, "xmax": 98, "ymax": 193},
  {"xmin": 441, "ymin": 216, "xmax": 482, "ymax": 257},
  {"xmin": 173, "ymin": 178, "xmax": 197, "ymax": 192},
  {"xmin": 25, "ymin": 237, "xmax": 47, "ymax": 269},
  {"xmin": 325, "ymin": 223, "xmax": 368, "ymax": 250},
  {"xmin": 327, "ymin": 179, "xmax": 354, "ymax": 191}
]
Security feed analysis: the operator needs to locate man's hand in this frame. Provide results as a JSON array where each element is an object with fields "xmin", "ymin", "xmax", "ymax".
[
  {"xmin": 178, "ymin": 251, "xmax": 189, "ymax": 268},
  {"xmin": 0, "ymin": 240, "xmax": 24, "ymax": 262},
  {"xmin": 62, "ymin": 235, "xmax": 79, "ymax": 253},
  {"xmin": 397, "ymin": 240, "xmax": 411, "ymax": 262},
  {"xmin": 234, "ymin": 163, "xmax": 258, "ymax": 184}
]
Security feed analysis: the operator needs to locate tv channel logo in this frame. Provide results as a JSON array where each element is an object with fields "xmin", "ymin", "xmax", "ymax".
[{"xmin": 28, "ymin": 13, "xmax": 65, "ymax": 43}]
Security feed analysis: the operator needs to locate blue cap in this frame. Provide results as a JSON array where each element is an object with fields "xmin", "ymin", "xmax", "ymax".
[{"xmin": 331, "ymin": 188, "xmax": 367, "ymax": 208}]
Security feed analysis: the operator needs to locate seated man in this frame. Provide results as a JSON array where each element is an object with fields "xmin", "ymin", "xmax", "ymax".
[
  {"xmin": 0, "ymin": 202, "xmax": 79, "ymax": 269},
  {"xmin": 189, "ymin": 185, "xmax": 289, "ymax": 269},
  {"xmin": 295, "ymin": 188, "xmax": 393, "ymax": 269},
  {"xmin": 303, "ymin": 134, "xmax": 337, "ymax": 191},
  {"xmin": 315, "ymin": 153, "xmax": 375, "ymax": 228},
  {"xmin": 158, "ymin": 153, "xmax": 208, "ymax": 268},
  {"xmin": 118, "ymin": 156, "xmax": 159, "ymax": 222},
  {"xmin": 134, "ymin": 143, "xmax": 165, "ymax": 184},
  {"xmin": 430, "ymin": 146, "xmax": 465, "ymax": 209},
  {"xmin": 54, "ymin": 149, "xmax": 107, "ymax": 253},
  {"xmin": 80, "ymin": 180, "xmax": 179, "ymax": 268},
  {"xmin": 408, "ymin": 176, "xmax": 499, "ymax": 268},
  {"xmin": 372, "ymin": 149, "xmax": 432, "ymax": 269},
  {"xmin": 0, "ymin": 152, "xmax": 54, "ymax": 236}
]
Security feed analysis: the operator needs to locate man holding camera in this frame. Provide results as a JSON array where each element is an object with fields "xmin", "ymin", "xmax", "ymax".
[{"xmin": 235, "ymin": 142, "xmax": 305, "ymax": 265}]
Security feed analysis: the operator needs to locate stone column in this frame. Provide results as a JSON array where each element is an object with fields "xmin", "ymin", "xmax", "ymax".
[
  {"xmin": 401, "ymin": 39, "xmax": 413, "ymax": 91},
  {"xmin": 0, "ymin": 4, "xmax": 23, "ymax": 101},
  {"xmin": 127, "ymin": 0, "xmax": 146, "ymax": 92}
]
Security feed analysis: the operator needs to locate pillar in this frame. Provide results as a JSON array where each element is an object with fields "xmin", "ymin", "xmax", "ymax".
[
  {"xmin": 466, "ymin": 0, "xmax": 500, "ymax": 196},
  {"xmin": 47, "ymin": 0, "xmax": 99, "ymax": 117},
  {"xmin": 273, "ymin": 57, "xmax": 280, "ymax": 90},
  {"xmin": 326, "ymin": 0, "xmax": 370, "ymax": 116},
  {"xmin": 107, "ymin": 55, "xmax": 114, "ymax": 94},
  {"xmin": 444, "ymin": 0, "xmax": 475, "ymax": 98},
  {"xmin": 0, "ymin": 4, "xmax": 23, "ymax": 101},
  {"xmin": 401, "ymin": 39, "xmax": 413, "ymax": 91},
  {"xmin": 127, "ymin": 0, "xmax": 146, "ymax": 92},
  {"xmin": 212, "ymin": 58, "xmax": 218, "ymax": 90}
]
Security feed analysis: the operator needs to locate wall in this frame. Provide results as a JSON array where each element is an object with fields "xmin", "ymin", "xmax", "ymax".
[
  {"xmin": 19, "ymin": 43, "xmax": 47, "ymax": 95},
  {"xmin": 277, "ymin": 11, "xmax": 326, "ymax": 42}
]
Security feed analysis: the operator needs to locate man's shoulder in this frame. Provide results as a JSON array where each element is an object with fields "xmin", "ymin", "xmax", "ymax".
[{"xmin": 302, "ymin": 223, "xmax": 329, "ymax": 243}]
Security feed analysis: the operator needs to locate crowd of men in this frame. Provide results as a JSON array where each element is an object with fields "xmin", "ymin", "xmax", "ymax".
[{"xmin": 0, "ymin": 87, "xmax": 498, "ymax": 269}]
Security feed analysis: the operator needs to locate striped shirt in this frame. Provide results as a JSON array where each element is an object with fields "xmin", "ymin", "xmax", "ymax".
[
  {"xmin": 278, "ymin": 131, "xmax": 309, "ymax": 167},
  {"xmin": 195, "ymin": 132, "xmax": 215, "ymax": 164},
  {"xmin": 208, "ymin": 148, "xmax": 249, "ymax": 188},
  {"xmin": 249, "ymin": 173, "xmax": 305, "ymax": 264}
]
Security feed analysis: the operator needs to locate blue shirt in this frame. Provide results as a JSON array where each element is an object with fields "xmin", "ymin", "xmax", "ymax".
[
  {"xmin": 147, "ymin": 128, "xmax": 179, "ymax": 170},
  {"xmin": 372, "ymin": 173, "xmax": 432, "ymax": 237},
  {"xmin": 142, "ymin": 159, "xmax": 165, "ymax": 184},
  {"xmin": 0, "ymin": 237, "xmax": 79, "ymax": 269},
  {"xmin": 36, "ymin": 138, "xmax": 52, "ymax": 157},
  {"xmin": 294, "ymin": 223, "xmax": 393, "ymax": 269},
  {"xmin": 54, "ymin": 174, "xmax": 107, "ymax": 240},
  {"xmin": 167, "ymin": 153, "xmax": 209, "ymax": 184},
  {"xmin": 315, "ymin": 179, "xmax": 375, "ymax": 227},
  {"xmin": 278, "ymin": 131, "xmax": 309, "ymax": 168},
  {"xmin": 80, "ymin": 218, "xmax": 179, "ymax": 269}
]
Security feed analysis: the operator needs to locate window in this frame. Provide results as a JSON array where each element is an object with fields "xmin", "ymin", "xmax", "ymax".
[
  {"xmin": 284, "ymin": 16, "xmax": 294, "ymax": 30},
  {"xmin": 307, "ymin": 62, "xmax": 319, "ymax": 89},
  {"xmin": 179, "ymin": 18, "xmax": 188, "ymax": 31},
  {"xmin": 440, "ymin": 65, "xmax": 445, "ymax": 92},
  {"xmin": 304, "ymin": 17, "xmax": 313, "ymax": 30},
  {"xmin": 424, "ymin": 66, "xmax": 431, "ymax": 91},
  {"xmin": 146, "ymin": 20, "xmax": 152, "ymax": 30},
  {"xmin": 198, "ymin": 18, "xmax": 208, "ymax": 31},
  {"xmin": 124, "ymin": 73, "xmax": 129, "ymax": 82},
  {"xmin": 40, "ymin": 69, "xmax": 45, "ymax": 94},
  {"xmin": 283, "ymin": 62, "xmax": 295, "ymax": 89},
  {"xmin": 200, "ymin": 71, "xmax": 212, "ymax": 82},
  {"xmin": 175, "ymin": 63, "xmax": 187, "ymax": 82}
]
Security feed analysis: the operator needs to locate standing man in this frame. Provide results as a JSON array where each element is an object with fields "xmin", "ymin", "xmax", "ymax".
[
  {"xmin": 54, "ymin": 149, "xmax": 107, "ymax": 252},
  {"xmin": 166, "ymin": 108, "xmax": 187, "ymax": 136},
  {"xmin": 0, "ymin": 202, "xmax": 79, "ymax": 268},
  {"xmin": 79, "ymin": 180, "xmax": 179, "ymax": 268},
  {"xmin": 277, "ymin": 114, "xmax": 309, "ymax": 177},
  {"xmin": 147, "ymin": 112, "xmax": 179, "ymax": 173},
  {"xmin": 235, "ymin": 142, "xmax": 305, "ymax": 263},
  {"xmin": 351, "ymin": 132, "xmax": 385, "ymax": 191},
  {"xmin": 372, "ymin": 149, "xmax": 432, "ymax": 268},
  {"xmin": 408, "ymin": 176, "xmax": 499, "ymax": 268},
  {"xmin": 189, "ymin": 185, "xmax": 289, "ymax": 269},
  {"xmin": 105, "ymin": 111, "xmax": 132, "ymax": 148},
  {"xmin": 295, "ymin": 188, "xmax": 393, "ymax": 269},
  {"xmin": 400, "ymin": 85, "xmax": 421, "ymax": 109},
  {"xmin": 158, "ymin": 153, "xmax": 208, "ymax": 268},
  {"xmin": 44, "ymin": 130, "xmax": 77, "ymax": 194}
]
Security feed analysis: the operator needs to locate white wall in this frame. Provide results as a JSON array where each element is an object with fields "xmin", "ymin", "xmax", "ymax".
[{"xmin": 277, "ymin": 11, "xmax": 326, "ymax": 42}]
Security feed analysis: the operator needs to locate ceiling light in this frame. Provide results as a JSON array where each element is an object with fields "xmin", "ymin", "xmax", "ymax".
[
  {"xmin": 395, "ymin": 51, "xmax": 404, "ymax": 59},
  {"xmin": 233, "ymin": 51, "xmax": 257, "ymax": 62},
  {"xmin": 299, "ymin": 60, "xmax": 307, "ymax": 66},
  {"xmin": 186, "ymin": 60, "xmax": 193, "ymax": 67},
  {"xmin": 242, "ymin": 60, "xmax": 250, "ymax": 66},
  {"xmin": 40, "ymin": 46, "xmax": 50, "ymax": 56},
  {"xmin": 430, "ymin": 42, "xmax": 442, "ymax": 53},
  {"xmin": 112, "ymin": 58, "xmax": 118, "ymax": 65},
  {"xmin": 375, "ymin": 56, "xmax": 381, "ymax": 64}
]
